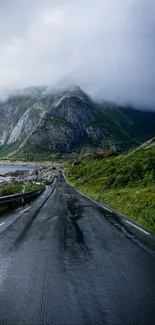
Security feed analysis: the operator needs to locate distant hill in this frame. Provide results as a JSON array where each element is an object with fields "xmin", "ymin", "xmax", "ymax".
[{"xmin": 0, "ymin": 86, "xmax": 155, "ymax": 160}]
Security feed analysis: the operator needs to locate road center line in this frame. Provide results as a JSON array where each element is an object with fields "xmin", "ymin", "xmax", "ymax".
[
  {"xmin": 125, "ymin": 220, "xmax": 150, "ymax": 235},
  {"xmin": 20, "ymin": 206, "xmax": 31, "ymax": 214},
  {"xmin": 0, "ymin": 222, "xmax": 5, "ymax": 227}
]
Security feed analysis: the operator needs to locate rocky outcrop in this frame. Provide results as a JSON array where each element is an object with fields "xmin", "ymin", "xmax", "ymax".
[{"xmin": 1, "ymin": 86, "xmax": 155, "ymax": 159}]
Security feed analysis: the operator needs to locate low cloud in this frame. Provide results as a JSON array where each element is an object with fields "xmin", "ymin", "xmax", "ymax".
[{"xmin": 0, "ymin": 0, "xmax": 154, "ymax": 107}]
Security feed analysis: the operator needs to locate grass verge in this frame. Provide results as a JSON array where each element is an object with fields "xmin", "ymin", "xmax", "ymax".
[{"xmin": 66, "ymin": 146, "xmax": 155, "ymax": 233}]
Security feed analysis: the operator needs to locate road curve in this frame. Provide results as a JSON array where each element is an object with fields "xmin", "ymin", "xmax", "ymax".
[{"xmin": 0, "ymin": 172, "xmax": 155, "ymax": 325}]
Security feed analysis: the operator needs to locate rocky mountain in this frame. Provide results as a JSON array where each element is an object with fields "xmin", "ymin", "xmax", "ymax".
[{"xmin": 0, "ymin": 86, "xmax": 155, "ymax": 160}]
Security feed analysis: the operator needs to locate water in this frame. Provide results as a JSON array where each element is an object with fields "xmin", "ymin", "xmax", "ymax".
[
  {"xmin": 0, "ymin": 165, "xmax": 38, "ymax": 175},
  {"xmin": 0, "ymin": 165, "xmax": 39, "ymax": 183}
]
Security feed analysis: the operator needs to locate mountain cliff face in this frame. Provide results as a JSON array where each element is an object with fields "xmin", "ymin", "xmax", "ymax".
[{"xmin": 0, "ymin": 86, "xmax": 155, "ymax": 160}]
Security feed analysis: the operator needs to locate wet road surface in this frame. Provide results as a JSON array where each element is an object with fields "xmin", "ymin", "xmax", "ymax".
[{"xmin": 0, "ymin": 173, "xmax": 155, "ymax": 325}]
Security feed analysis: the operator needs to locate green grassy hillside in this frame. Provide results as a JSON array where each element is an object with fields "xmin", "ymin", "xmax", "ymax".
[{"xmin": 66, "ymin": 138, "xmax": 155, "ymax": 232}]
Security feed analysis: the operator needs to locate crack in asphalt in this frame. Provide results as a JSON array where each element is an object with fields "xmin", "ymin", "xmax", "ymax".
[{"xmin": 0, "ymin": 173, "xmax": 154, "ymax": 325}]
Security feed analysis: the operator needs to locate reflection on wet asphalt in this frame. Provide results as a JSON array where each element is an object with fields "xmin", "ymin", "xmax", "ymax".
[{"xmin": 0, "ymin": 172, "xmax": 155, "ymax": 325}]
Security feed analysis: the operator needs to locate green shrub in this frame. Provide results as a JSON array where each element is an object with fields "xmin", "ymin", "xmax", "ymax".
[
  {"xmin": 0, "ymin": 183, "xmax": 23, "ymax": 196},
  {"xmin": 66, "ymin": 146, "xmax": 155, "ymax": 232},
  {"xmin": 0, "ymin": 183, "xmax": 41, "ymax": 197}
]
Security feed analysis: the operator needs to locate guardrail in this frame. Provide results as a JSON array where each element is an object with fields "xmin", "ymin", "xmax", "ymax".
[{"xmin": 0, "ymin": 186, "xmax": 45, "ymax": 207}]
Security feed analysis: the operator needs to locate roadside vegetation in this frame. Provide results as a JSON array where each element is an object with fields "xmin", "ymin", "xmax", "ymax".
[
  {"xmin": 0, "ymin": 182, "xmax": 43, "ymax": 214},
  {"xmin": 66, "ymin": 141, "xmax": 155, "ymax": 232},
  {"xmin": 0, "ymin": 183, "xmax": 41, "ymax": 197},
  {"xmin": 0, "ymin": 141, "xmax": 22, "ymax": 158}
]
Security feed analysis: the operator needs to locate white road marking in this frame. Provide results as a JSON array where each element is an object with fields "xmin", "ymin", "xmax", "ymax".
[
  {"xmin": 125, "ymin": 220, "xmax": 150, "ymax": 235},
  {"xmin": 80, "ymin": 186, "xmax": 150, "ymax": 235},
  {"xmin": 20, "ymin": 206, "xmax": 31, "ymax": 214},
  {"xmin": 63, "ymin": 173, "xmax": 113, "ymax": 213},
  {"xmin": 0, "ymin": 222, "xmax": 5, "ymax": 227},
  {"xmin": 101, "ymin": 205, "xmax": 113, "ymax": 213},
  {"xmin": 64, "ymin": 174, "xmax": 151, "ymax": 235},
  {"xmin": 74, "ymin": 187, "xmax": 112, "ymax": 213}
]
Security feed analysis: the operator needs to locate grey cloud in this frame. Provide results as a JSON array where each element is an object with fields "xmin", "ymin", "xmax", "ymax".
[{"xmin": 0, "ymin": 0, "xmax": 154, "ymax": 108}]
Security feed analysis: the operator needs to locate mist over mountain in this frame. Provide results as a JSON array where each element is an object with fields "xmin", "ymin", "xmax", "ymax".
[
  {"xmin": 0, "ymin": 0, "xmax": 154, "ymax": 108},
  {"xmin": 0, "ymin": 86, "xmax": 155, "ymax": 160}
]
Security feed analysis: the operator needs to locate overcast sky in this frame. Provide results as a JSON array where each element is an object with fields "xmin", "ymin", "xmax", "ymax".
[{"xmin": 0, "ymin": 0, "xmax": 154, "ymax": 107}]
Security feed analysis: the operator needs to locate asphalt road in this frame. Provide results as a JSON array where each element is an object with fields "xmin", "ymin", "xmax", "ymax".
[{"xmin": 0, "ymin": 173, "xmax": 155, "ymax": 325}]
